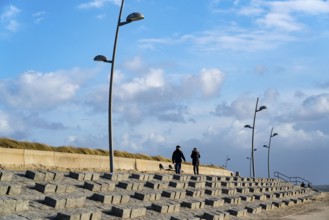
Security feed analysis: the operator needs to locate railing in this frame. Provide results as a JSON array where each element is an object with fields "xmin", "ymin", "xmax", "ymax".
[{"xmin": 274, "ymin": 171, "xmax": 312, "ymax": 187}]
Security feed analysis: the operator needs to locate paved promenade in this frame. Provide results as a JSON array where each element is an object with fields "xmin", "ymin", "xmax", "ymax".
[{"xmin": 0, "ymin": 169, "xmax": 319, "ymax": 219}]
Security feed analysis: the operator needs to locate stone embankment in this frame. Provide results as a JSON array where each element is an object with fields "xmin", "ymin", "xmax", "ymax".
[{"xmin": 0, "ymin": 169, "xmax": 319, "ymax": 219}]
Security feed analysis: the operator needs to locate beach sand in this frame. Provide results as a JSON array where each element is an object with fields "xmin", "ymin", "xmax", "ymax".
[{"xmin": 243, "ymin": 192, "xmax": 329, "ymax": 220}]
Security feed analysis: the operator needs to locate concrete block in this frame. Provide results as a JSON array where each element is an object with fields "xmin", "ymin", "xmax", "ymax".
[
  {"xmin": 84, "ymin": 181, "xmax": 101, "ymax": 192},
  {"xmin": 145, "ymin": 180, "xmax": 168, "ymax": 190},
  {"xmin": 151, "ymin": 202, "xmax": 169, "ymax": 213},
  {"xmin": 154, "ymin": 174, "xmax": 173, "ymax": 181},
  {"xmin": 44, "ymin": 196, "xmax": 66, "ymax": 209},
  {"xmin": 91, "ymin": 193, "xmax": 113, "ymax": 204},
  {"xmin": 69, "ymin": 172, "xmax": 84, "ymax": 181},
  {"xmin": 112, "ymin": 205, "xmax": 131, "ymax": 218},
  {"xmin": 203, "ymin": 211, "xmax": 225, "ymax": 220},
  {"xmin": 15, "ymin": 199, "xmax": 29, "ymax": 212},
  {"xmin": 130, "ymin": 206, "xmax": 146, "ymax": 218},
  {"xmin": 181, "ymin": 199, "xmax": 205, "ymax": 209},
  {"xmin": 173, "ymin": 174, "xmax": 190, "ymax": 181},
  {"xmin": 205, "ymin": 188, "xmax": 221, "ymax": 196},
  {"xmin": 117, "ymin": 181, "xmax": 133, "ymax": 190},
  {"xmin": 205, "ymin": 198, "xmax": 224, "ymax": 207},
  {"xmin": 35, "ymin": 183, "xmax": 56, "ymax": 193},
  {"xmin": 190, "ymin": 176, "xmax": 206, "ymax": 181},
  {"xmin": 188, "ymin": 181, "xmax": 206, "ymax": 189},
  {"xmin": 3, "ymin": 199, "xmax": 17, "ymax": 214},
  {"xmin": 221, "ymin": 188, "xmax": 236, "ymax": 195},
  {"xmin": 44, "ymin": 171, "xmax": 55, "ymax": 181},
  {"xmin": 0, "ymin": 184, "xmax": 8, "ymax": 195},
  {"xmin": 103, "ymin": 173, "xmax": 129, "ymax": 181},
  {"xmin": 240, "ymin": 195, "xmax": 254, "ymax": 202},
  {"xmin": 228, "ymin": 208, "xmax": 247, "ymax": 217},
  {"xmin": 55, "ymin": 184, "xmax": 66, "ymax": 194},
  {"xmin": 260, "ymin": 203, "xmax": 273, "ymax": 210},
  {"xmin": 0, "ymin": 171, "xmax": 13, "ymax": 181},
  {"xmin": 169, "ymin": 181, "xmax": 188, "ymax": 189},
  {"xmin": 254, "ymin": 194, "xmax": 266, "ymax": 201},
  {"xmin": 25, "ymin": 170, "xmax": 45, "ymax": 181},
  {"xmin": 245, "ymin": 205, "xmax": 262, "ymax": 214}
]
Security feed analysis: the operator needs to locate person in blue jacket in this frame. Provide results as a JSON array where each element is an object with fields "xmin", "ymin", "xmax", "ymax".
[{"xmin": 172, "ymin": 145, "xmax": 186, "ymax": 174}]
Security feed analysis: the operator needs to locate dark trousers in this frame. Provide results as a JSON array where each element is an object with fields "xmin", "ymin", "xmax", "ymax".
[
  {"xmin": 193, "ymin": 164, "xmax": 199, "ymax": 174},
  {"xmin": 175, "ymin": 163, "xmax": 182, "ymax": 174}
]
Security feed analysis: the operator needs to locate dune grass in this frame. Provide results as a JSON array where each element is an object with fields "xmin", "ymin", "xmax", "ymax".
[
  {"xmin": 0, "ymin": 137, "xmax": 223, "ymax": 168},
  {"xmin": 0, "ymin": 137, "xmax": 171, "ymax": 162}
]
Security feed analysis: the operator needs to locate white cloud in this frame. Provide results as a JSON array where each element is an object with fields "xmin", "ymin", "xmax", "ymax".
[
  {"xmin": 257, "ymin": 13, "xmax": 303, "ymax": 31},
  {"xmin": 124, "ymin": 56, "xmax": 143, "ymax": 71},
  {"xmin": 117, "ymin": 68, "xmax": 165, "ymax": 100},
  {"xmin": 0, "ymin": 111, "xmax": 26, "ymax": 137},
  {"xmin": 1, "ymin": 5, "xmax": 21, "ymax": 32},
  {"xmin": 0, "ymin": 68, "xmax": 98, "ymax": 110},
  {"xmin": 78, "ymin": 0, "xmax": 121, "ymax": 9},
  {"xmin": 269, "ymin": 0, "xmax": 329, "ymax": 14},
  {"xmin": 200, "ymin": 68, "xmax": 225, "ymax": 97},
  {"xmin": 297, "ymin": 93, "xmax": 329, "ymax": 120},
  {"xmin": 32, "ymin": 11, "xmax": 46, "ymax": 24}
]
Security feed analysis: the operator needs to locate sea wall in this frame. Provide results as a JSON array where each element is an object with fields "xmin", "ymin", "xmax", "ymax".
[{"xmin": 0, "ymin": 147, "xmax": 232, "ymax": 176}]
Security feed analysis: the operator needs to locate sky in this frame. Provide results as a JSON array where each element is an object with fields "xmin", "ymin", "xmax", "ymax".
[{"xmin": 1, "ymin": 0, "xmax": 329, "ymax": 184}]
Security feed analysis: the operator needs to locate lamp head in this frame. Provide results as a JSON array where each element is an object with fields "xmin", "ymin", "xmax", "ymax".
[
  {"xmin": 258, "ymin": 105, "xmax": 267, "ymax": 111},
  {"xmin": 263, "ymin": 145, "xmax": 269, "ymax": 148},
  {"xmin": 93, "ymin": 55, "xmax": 112, "ymax": 63},
  {"xmin": 126, "ymin": 12, "xmax": 144, "ymax": 22},
  {"xmin": 272, "ymin": 133, "xmax": 278, "ymax": 137},
  {"xmin": 244, "ymin": 125, "xmax": 253, "ymax": 129}
]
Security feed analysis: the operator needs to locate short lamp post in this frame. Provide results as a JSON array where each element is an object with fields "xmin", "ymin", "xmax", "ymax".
[
  {"xmin": 94, "ymin": 0, "xmax": 144, "ymax": 173},
  {"xmin": 263, "ymin": 127, "xmax": 278, "ymax": 178},
  {"xmin": 224, "ymin": 156, "xmax": 230, "ymax": 169},
  {"xmin": 244, "ymin": 97, "xmax": 267, "ymax": 178},
  {"xmin": 246, "ymin": 157, "xmax": 251, "ymax": 177},
  {"xmin": 246, "ymin": 148, "xmax": 257, "ymax": 178}
]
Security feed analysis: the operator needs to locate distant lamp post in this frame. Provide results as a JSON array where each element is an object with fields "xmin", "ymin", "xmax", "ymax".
[
  {"xmin": 224, "ymin": 156, "xmax": 230, "ymax": 169},
  {"xmin": 246, "ymin": 157, "xmax": 251, "ymax": 177},
  {"xmin": 244, "ymin": 97, "xmax": 266, "ymax": 178},
  {"xmin": 263, "ymin": 127, "xmax": 278, "ymax": 178},
  {"xmin": 246, "ymin": 148, "xmax": 257, "ymax": 177},
  {"xmin": 93, "ymin": 0, "xmax": 144, "ymax": 173}
]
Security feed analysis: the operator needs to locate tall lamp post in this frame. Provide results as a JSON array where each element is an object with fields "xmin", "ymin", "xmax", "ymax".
[
  {"xmin": 244, "ymin": 97, "xmax": 267, "ymax": 178},
  {"xmin": 224, "ymin": 156, "xmax": 230, "ymax": 169},
  {"xmin": 94, "ymin": 0, "xmax": 144, "ymax": 173},
  {"xmin": 263, "ymin": 127, "xmax": 278, "ymax": 178}
]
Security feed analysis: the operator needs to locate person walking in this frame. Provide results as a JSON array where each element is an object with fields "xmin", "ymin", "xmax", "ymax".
[
  {"xmin": 191, "ymin": 147, "xmax": 200, "ymax": 175},
  {"xmin": 172, "ymin": 145, "xmax": 186, "ymax": 174}
]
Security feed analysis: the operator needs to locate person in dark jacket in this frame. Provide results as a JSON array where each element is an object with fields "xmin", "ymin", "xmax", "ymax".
[
  {"xmin": 191, "ymin": 147, "xmax": 200, "ymax": 175},
  {"xmin": 172, "ymin": 145, "xmax": 186, "ymax": 174}
]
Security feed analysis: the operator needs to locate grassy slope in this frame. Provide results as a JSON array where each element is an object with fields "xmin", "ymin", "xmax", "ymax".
[{"xmin": 0, "ymin": 137, "xmax": 224, "ymax": 168}]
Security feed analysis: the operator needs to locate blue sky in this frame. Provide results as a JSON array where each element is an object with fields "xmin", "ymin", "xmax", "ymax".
[{"xmin": 1, "ymin": 0, "xmax": 329, "ymax": 184}]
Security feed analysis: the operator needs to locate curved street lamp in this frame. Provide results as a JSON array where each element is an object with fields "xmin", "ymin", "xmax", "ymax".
[
  {"xmin": 94, "ymin": 0, "xmax": 144, "ymax": 173},
  {"xmin": 263, "ymin": 127, "xmax": 278, "ymax": 178},
  {"xmin": 244, "ymin": 97, "xmax": 267, "ymax": 178}
]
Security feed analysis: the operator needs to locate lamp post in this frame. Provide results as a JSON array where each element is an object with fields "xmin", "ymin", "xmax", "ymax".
[
  {"xmin": 94, "ymin": 0, "xmax": 144, "ymax": 173},
  {"xmin": 224, "ymin": 156, "xmax": 230, "ymax": 169},
  {"xmin": 246, "ymin": 148, "xmax": 257, "ymax": 177},
  {"xmin": 263, "ymin": 127, "xmax": 278, "ymax": 178},
  {"xmin": 244, "ymin": 97, "xmax": 266, "ymax": 178},
  {"xmin": 246, "ymin": 157, "xmax": 251, "ymax": 177}
]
